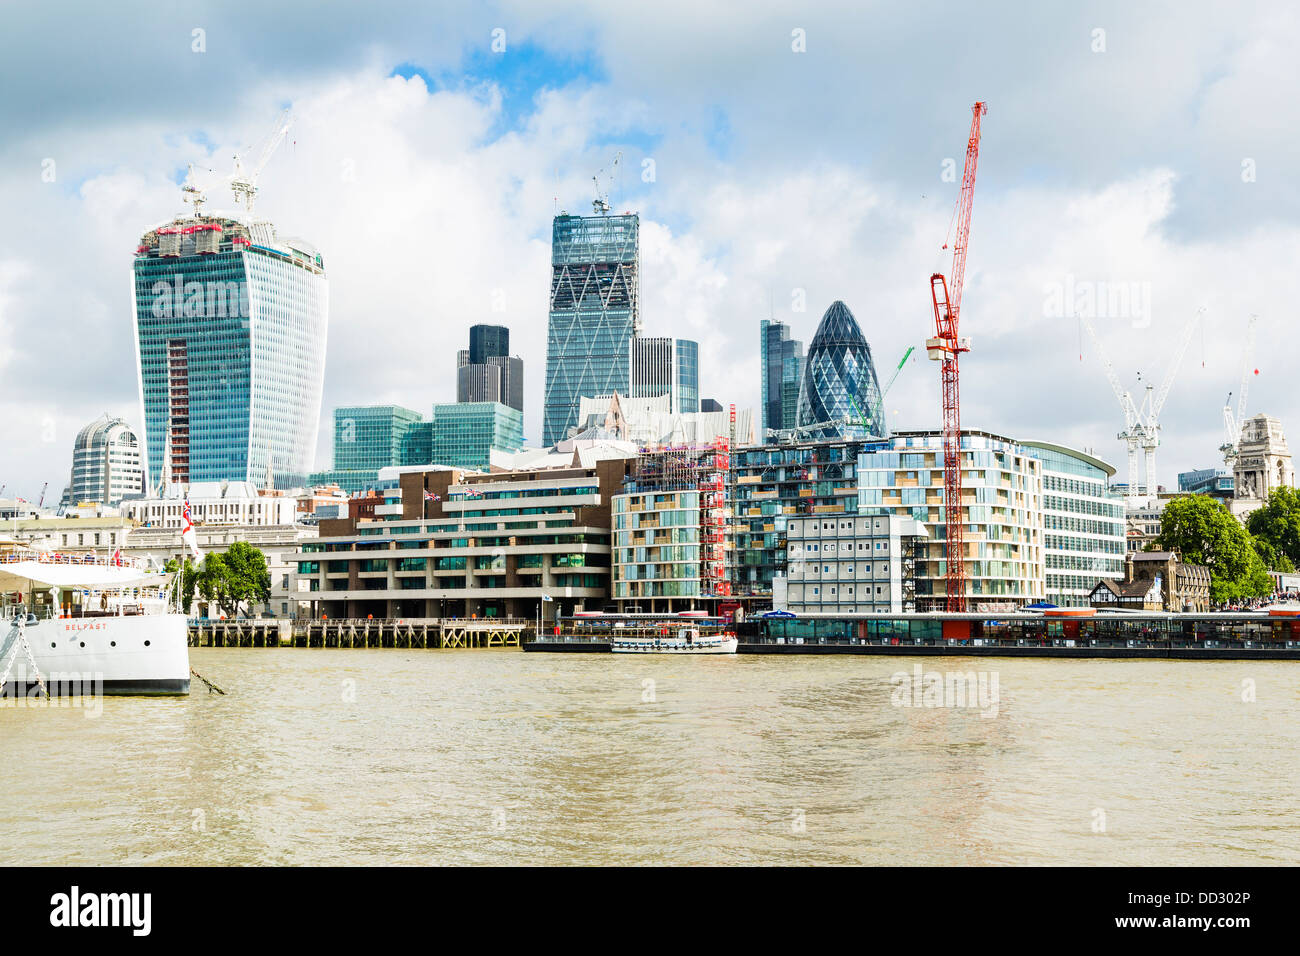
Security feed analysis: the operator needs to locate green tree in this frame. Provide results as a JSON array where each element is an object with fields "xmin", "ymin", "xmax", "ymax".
[
  {"xmin": 1153, "ymin": 494, "xmax": 1273, "ymax": 603},
  {"xmin": 1246, "ymin": 487, "xmax": 1300, "ymax": 569},
  {"xmin": 194, "ymin": 542, "xmax": 271, "ymax": 619},
  {"xmin": 1250, "ymin": 536, "xmax": 1296, "ymax": 574}
]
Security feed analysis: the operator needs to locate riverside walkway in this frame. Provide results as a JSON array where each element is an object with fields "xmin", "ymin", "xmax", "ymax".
[{"xmin": 189, "ymin": 618, "xmax": 530, "ymax": 649}]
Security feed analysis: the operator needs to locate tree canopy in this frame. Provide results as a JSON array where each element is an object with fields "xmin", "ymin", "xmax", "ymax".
[
  {"xmin": 1246, "ymin": 487, "xmax": 1300, "ymax": 572},
  {"xmin": 192, "ymin": 541, "xmax": 272, "ymax": 619},
  {"xmin": 1152, "ymin": 494, "xmax": 1273, "ymax": 603}
]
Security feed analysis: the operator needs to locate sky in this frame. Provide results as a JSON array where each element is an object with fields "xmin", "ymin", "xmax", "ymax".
[{"xmin": 2, "ymin": 0, "xmax": 1298, "ymax": 500}]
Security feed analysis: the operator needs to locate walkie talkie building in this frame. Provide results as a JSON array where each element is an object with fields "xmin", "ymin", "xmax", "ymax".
[{"xmin": 131, "ymin": 215, "xmax": 328, "ymax": 491}]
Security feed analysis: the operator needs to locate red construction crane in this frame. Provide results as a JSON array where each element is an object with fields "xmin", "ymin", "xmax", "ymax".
[{"xmin": 927, "ymin": 101, "xmax": 987, "ymax": 613}]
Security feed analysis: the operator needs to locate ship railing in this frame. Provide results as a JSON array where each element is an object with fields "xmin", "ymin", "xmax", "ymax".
[{"xmin": 0, "ymin": 551, "xmax": 148, "ymax": 570}]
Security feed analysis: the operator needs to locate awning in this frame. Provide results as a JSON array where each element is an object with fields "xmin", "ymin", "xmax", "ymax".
[{"xmin": 0, "ymin": 561, "xmax": 166, "ymax": 591}]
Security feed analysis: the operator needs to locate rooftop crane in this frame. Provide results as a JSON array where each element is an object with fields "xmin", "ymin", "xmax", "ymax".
[
  {"xmin": 1081, "ymin": 307, "xmax": 1204, "ymax": 504},
  {"xmin": 592, "ymin": 150, "xmax": 622, "ymax": 215},
  {"xmin": 37, "ymin": 482, "xmax": 48, "ymax": 508},
  {"xmin": 1137, "ymin": 306, "xmax": 1204, "ymax": 498},
  {"xmin": 1080, "ymin": 314, "xmax": 1143, "ymax": 507},
  {"xmin": 229, "ymin": 108, "xmax": 293, "ymax": 217},
  {"xmin": 927, "ymin": 102, "xmax": 987, "ymax": 612},
  {"xmin": 1220, "ymin": 314, "xmax": 1260, "ymax": 467}
]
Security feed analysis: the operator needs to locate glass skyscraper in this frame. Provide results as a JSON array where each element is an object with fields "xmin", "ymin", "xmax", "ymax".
[
  {"xmin": 631, "ymin": 336, "xmax": 698, "ymax": 413},
  {"xmin": 543, "ymin": 213, "xmax": 640, "ymax": 446},
  {"xmin": 760, "ymin": 319, "xmax": 803, "ymax": 435},
  {"xmin": 430, "ymin": 402, "xmax": 524, "ymax": 472},
  {"xmin": 795, "ymin": 300, "xmax": 884, "ymax": 440},
  {"xmin": 132, "ymin": 214, "xmax": 328, "ymax": 490}
]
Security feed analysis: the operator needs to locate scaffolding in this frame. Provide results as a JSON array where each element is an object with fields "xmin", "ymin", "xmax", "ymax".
[{"xmin": 626, "ymin": 438, "xmax": 732, "ymax": 598}]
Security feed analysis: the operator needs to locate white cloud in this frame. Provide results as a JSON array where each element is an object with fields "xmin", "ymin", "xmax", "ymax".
[{"xmin": 3, "ymin": 5, "xmax": 1300, "ymax": 500}]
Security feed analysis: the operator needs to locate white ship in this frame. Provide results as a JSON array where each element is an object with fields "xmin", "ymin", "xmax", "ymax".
[
  {"xmin": 586, "ymin": 612, "xmax": 739, "ymax": 654},
  {"xmin": 1, "ymin": 554, "xmax": 190, "ymax": 697},
  {"xmin": 610, "ymin": 626, "xmax": 739, "ymax": 654}
]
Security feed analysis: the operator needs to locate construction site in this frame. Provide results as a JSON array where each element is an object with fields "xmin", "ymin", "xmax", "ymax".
[{"xmin": 610, "ymin": 438, "xmax": 735, "ymax": 613}]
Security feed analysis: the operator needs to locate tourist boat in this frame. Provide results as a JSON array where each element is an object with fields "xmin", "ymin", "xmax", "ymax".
[
  {"xmin": 610, "ymin": 627, "xmax": 738, "ymax": 654},
  {"xmin": 0, "ymin": 553, "xmax": 190, "ymax": 696},
  {"xmin": 604, "ymin": 612, "xmax": 738, "ymax": 654}
]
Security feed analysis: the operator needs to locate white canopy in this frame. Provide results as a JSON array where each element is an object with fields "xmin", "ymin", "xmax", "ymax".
[{"xmin": 0, "ymin": 561, "xmax": 165, "ymax": 591}]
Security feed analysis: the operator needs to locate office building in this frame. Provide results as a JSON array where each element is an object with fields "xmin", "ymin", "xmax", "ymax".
[
  {"xmin": 1022, "ymin": 441, "xmax": 1126, "ymax": 607},
  {"xmin": 309, "ymin": 405, "xmax": 425, "ymax": 494},
  {"xmin": 457, "ymin": 326, "xmax": 523, "ymax": 413},
  {"xmin": 760, "ymin": 319, "xmax": 803, "ymax": 434},
  {"xmin": 132, "ymin": 212, "xmax": 328, "ymax": 490},
  {"xmin": 468, "ymin": 324, "xmax": 509, "ymax": 365},
  {"xmin": 66, "ymin": 414, "xmax": 144, "ymax": 507},
  {"xmin": 795, "ymin": 300, "xmax": 884, "ymax": 440},
  {"xmin": 1178, "ymin": 468, "xmax": 1234, "ymax": 499},
  {"xmin": 429, "ymin": 402, "xmax": 524, "ymax": 472},
  {"xmin": 295, "ymin": 458, "xmax": 634, "ymax": 620},
  {"xmin": 631, "ymin": 336, "xmax": 700, "ymax": 413},
  {"xmin": 121, "ymin": 481, "xmax": 298, "ymax": 527},
  {"xmin": 543, "ymin": 212, "xmax": 640, "ymax": 446}
]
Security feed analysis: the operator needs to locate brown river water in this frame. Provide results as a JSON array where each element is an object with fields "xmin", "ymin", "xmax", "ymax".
[{"xmin": 2, "ymin": 649, "xmax": 1297, "ymax": 865}]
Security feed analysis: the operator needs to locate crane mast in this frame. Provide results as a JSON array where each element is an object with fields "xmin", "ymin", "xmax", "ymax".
[
  {"xmin": 230, "ymin": 108, "xmax": 293, "ymax": 217},
  {"xmin": 1220, "ymin": 314, "xmax": 1259, "ymax": 466},
  {"xmin": 927, "ymin": 102, "xmax": 986, "ymax": 612}
]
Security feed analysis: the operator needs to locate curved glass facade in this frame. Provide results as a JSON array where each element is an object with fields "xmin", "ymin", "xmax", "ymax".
[
  {"xmin": 132, "ymin": 215, "xmax": 328, "ymax": 490},
  {"xmin": 795, "ymin": 300, "xmax": 885, "ymax": 439}
]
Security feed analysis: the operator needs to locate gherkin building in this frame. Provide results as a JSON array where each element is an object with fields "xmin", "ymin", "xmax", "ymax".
[{"xmin": 795, "ymin": 300, "xmax": 885, "ymax": 439}]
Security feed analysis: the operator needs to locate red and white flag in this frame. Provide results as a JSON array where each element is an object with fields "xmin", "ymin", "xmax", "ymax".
[
  {"xmin": 181, "ymin": 499, "xmax": 202, "ymax": 560},
  {"xmin": 111, "ymin": 548, "xmax": 123, "ymax": 567}
]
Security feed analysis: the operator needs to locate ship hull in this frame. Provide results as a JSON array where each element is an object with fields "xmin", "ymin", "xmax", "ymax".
[
  {"xmin": 610, "ymin": 636, "xmax": 738, "ymax": 654},
  {"xmin": 3, "ymin": 613, "xmax": 191, "ymax": 697}
]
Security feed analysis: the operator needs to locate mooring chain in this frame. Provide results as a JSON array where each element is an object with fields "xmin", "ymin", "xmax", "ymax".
[{"xmin": 0, "ymin": 619, "xmax": 48, "ymax": 700}]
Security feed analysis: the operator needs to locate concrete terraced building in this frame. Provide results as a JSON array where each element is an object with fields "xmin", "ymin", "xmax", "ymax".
[{"xmin": 295, "ymin": 458, "xmax": 634, "ymax": 620}]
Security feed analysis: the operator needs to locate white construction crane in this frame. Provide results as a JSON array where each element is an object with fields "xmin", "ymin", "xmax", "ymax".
[
  {"xmin": 1080, "ymin": 315, "xmax": 1144, "ymax": 506},
  {"xmin": 591, "ymin": 150, "xmax": 622, "ymax": 215},
  {"xmin": 229, "ymin": 108, "xmax": 293, "ymax": 217},
  {"xmin": 1081, "ymin": 307, "xmax": 1204, "ymax": 505},
  {"xmin": 1137, "ymin": 306, "xmax": 1205, "ymax": 499},
  {"xmin": 180, "ymin": 163, "xmax": 209, "ymax": 217},
  {"xmin": 1219, "ymin": 314, "xmax": 1260, "ymax": 467}
]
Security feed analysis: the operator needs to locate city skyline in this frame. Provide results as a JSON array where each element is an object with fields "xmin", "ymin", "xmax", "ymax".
[{"xmin": 2, "ymin": 3, "xmax": 1298, "ymax": 496}]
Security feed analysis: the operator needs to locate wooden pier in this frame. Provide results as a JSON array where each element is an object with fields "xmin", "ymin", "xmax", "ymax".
[{"xmin": 188, "ymin": 618, "xmax": 530, "ymax": 649}]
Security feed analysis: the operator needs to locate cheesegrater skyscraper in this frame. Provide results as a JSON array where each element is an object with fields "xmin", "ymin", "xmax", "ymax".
[{"xmin": 543, "ymin": 211, "xmax": 640, "ymax": 446}]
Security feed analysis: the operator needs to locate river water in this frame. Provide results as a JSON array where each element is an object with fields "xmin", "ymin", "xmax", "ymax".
[{"xmin": 2, "ymin": 649, "xmax": 1297, "ymax": 865}]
